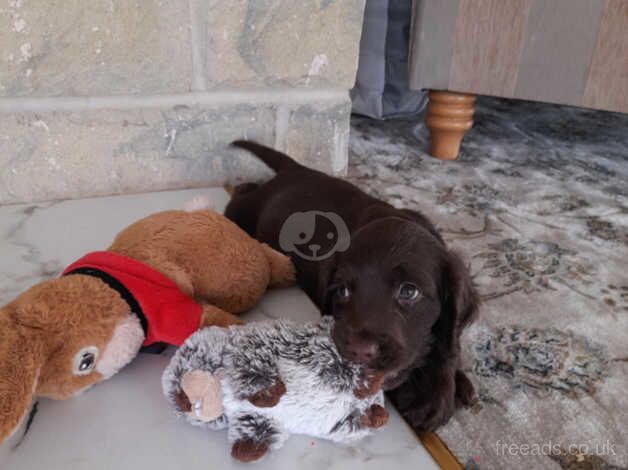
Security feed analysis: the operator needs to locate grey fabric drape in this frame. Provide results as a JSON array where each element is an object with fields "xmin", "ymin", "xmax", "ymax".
[{"xmin": 351, "ymin": 0, "xmax": 426, "ymax": 119}]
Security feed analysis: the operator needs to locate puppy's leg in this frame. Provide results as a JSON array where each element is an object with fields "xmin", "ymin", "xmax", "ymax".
[
  {"xmin": 454, "ymin": 369, "xmax": 477, "ymax": 407},
  {"xmin": 200, "ymin": 304, "xmax": 243, "ymax": 328},
  {"xmin": 389, "ymin": 364, "xmax": 456, "ymax": 432},
  {"xmin": 229, "ymin": 414, "xmax": 286, "ymax": 462}
]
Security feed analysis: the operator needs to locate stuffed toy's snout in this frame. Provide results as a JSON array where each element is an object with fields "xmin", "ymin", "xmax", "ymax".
[{"xmin": 180, "ymin": 370, "xmax": 224, "ymax": 422}]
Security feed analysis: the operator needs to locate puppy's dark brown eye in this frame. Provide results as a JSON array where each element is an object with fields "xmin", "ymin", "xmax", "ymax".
[
  {"xmin": 337, "ymin": 285, "xmax": 351, "ymax": 302},
  {"xmin": 397, "ymin": 282, "xmax": 420, "ymax": 302}
]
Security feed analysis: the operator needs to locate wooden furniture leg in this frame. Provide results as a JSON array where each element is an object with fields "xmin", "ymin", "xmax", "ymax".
[{"xmin": 426, "ymin": 90, "xmax": 476, "ymax": 160}]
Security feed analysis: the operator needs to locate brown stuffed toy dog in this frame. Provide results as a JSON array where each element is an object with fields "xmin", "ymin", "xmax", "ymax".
[{"xmin": 0, "ymin": 208, "xmax": 295, "ymax": 444}]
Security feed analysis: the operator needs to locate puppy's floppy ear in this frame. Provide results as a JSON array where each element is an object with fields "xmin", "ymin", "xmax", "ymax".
[
  {"xmin": 0, "ymin": 307, "xmax": 46, "ymax": 444},
  {"xmin": 434, "ymin": 251, "xmax": 480, "ymax": 349},
  {"xmin": 446, "ymin": 251, "xmax": 480, "ymax": 330},
  {"xmin": 316, "ymin": 257, "xmax": 338, "ymax": 317}
]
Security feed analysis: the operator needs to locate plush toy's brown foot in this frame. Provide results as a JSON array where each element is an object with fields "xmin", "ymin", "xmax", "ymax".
[
  {"xmin": 360, "ymin": 404, "xmax": 389, "ymax": 428},
  {"xmin": 246, "ymin": 379, "xmax": 287, "ymax": 407},
  {"xmin": 354, "ymin": 370, "xmax": 387, "ymax": 399},
  {"xmin": 261, "ymin": 244, "xmax": 296, "ymax": 288},
  {"xmin": 173, "ymin": 389, "xmax": 192, "ymax": 412},
  {"xmin": 199, "ymin": 304, "xmax": 243, "ymax": 328},
  {"xmin": 231, "ymin": 438, "xmax": 270, "ymax": 462}
]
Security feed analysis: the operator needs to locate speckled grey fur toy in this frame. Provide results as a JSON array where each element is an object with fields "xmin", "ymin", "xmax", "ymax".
[{"xmin": 162, "ymin": 317, "xmax": 388, "ymax": 461}]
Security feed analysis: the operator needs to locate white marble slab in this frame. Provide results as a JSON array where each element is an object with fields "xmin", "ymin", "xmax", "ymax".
[{"xmin": 0, "ymin": 188, "xmax": 436, "ymax": 469}]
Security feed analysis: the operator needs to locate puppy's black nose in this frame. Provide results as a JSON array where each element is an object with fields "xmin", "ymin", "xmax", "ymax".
[{"xmin": 345, "ymin": 339, "xmax": 379, "ymax": 364}]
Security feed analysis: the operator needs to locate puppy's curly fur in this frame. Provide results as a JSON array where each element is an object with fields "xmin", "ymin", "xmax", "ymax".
[{"xmin": 225, "ymin": 141, "xmax": 480, "ymax": 432}]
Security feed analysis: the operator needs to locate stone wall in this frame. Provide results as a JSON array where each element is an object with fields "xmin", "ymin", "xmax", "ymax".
[{"xmin": 0, "ymin": 0, "xmax": 365, "ymax": 204}]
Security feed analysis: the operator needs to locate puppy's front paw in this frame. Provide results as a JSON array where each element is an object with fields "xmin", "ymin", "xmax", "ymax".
[
  {"xmin": 455, "ymin": 370, "xmax": 477, "ymax": 407},
  {"xmin": 360, "ymin": 404, "xmax": 389, "ymax": 429},
  {"xmin": 246, "ymin": 379, "xmax": 286, "ymax": 407},
  {"xmin": 403, "ymin": 396, "xmax": 455, "ymax": 432}
]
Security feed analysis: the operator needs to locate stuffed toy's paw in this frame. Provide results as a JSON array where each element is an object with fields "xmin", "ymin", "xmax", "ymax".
[
  {"xmin": 231, "ymin": 438, "xmax": 270, "ymax": 462},
  {"xmin": 180, "ymin": 370, "xmax": 224, "ymax": 422},
  {"xmin": 245, "ymin": 379, "xmax": 286, "ymax": 408},
  {"xmin": 360, "ymin": 404, "xmax": 389, "ymax": 428},
  {"xmin": 354, "ymin": 370, "xmax": 387, "ymax": 399}
]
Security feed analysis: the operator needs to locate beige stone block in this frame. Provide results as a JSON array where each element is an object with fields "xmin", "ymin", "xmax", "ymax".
[
  {"xmin": 0, "ymin": 0, "xmax": 193, "ymax": 97},
  {"xmin": 279, "ymin": 100, "xmax": 351, "ymax": 174},
  {"xmin": 0, "ymin": 105, "xmax": 275, "ymax": 203},
  {"xmin": 200, "ymin": 0, "xmax": 365, "ymax": 89},
  {"xmin": 0, "ymin": 97, "xmax": 350, "ymax": 204}
]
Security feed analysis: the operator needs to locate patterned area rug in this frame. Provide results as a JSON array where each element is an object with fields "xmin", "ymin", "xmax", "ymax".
[{"xmin": 347, "ymin": 98, "xmax": 628, "ymax": 470}]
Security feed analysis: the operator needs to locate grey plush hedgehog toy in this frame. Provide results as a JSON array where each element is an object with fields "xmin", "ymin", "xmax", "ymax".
[{"xmin": 162, "ymin": 317, "xmax": 389, "ymax": 462}]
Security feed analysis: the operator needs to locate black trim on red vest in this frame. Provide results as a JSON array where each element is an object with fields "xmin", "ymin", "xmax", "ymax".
[{"xmin": 64, "ymin": 266, "xmax": 149, "ymax": 338}]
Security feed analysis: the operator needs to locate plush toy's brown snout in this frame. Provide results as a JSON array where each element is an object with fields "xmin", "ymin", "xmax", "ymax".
[{"xmin": 0, "ymin": 209, "xmax": 295, "ymax": 444}]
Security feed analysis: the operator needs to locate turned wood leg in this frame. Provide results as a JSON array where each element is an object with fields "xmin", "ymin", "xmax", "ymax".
[{"xmin": 426, "ymin": 90, "xmax": 476, "ymax": 160}]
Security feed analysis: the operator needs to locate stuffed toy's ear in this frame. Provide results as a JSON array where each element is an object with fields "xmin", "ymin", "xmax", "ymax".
[{"xmin": 0, "ymin": 311, "xmax": 45, "ymax": 444}]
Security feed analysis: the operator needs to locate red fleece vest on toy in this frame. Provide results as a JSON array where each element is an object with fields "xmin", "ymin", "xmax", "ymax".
[{"xmin": 63, "ymin": 251, "xmax": 202, "ymax": 347}]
